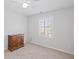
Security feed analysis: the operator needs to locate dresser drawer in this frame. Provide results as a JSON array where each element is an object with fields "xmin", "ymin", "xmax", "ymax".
[{"xmin": 8, "ymin": 34, "xmax": 24, "ymax": 51}]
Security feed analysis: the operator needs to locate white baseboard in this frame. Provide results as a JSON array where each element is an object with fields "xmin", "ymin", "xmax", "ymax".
[
  {"xmin": 31, "ymin": 41, "xmax": 74, "ymax": 55},
  {"xmin": 51, "ymin": 47, "xmax": 74, "ymax": 55}
]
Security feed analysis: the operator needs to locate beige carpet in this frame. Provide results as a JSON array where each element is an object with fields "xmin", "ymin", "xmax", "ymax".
[{"xmin": 5, "ymin": 43, "xmax": 74, "ymax": 59}]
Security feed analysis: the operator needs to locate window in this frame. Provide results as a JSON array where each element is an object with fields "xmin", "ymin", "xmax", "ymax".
[{"xmin": 39, "ymin": 16, "xmax": 54, "ymax": 38}]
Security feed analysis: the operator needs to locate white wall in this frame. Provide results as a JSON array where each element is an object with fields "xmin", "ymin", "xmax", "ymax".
[
  {"xmin": 4, "ymin": 9, "xmax": 28, "ymax": 49},
  {"xmin": 28, "ymin": 7, "xmax": 74, "ymax": 54}
]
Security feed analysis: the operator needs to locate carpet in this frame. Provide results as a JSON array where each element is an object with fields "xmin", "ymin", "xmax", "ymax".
[{"xmin": 5, "ymin": 43, "xmax": 74, "ymax": 59}]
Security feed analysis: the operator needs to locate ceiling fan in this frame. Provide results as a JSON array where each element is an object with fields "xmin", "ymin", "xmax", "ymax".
[{"xmin": 10, "ymin": 0, "xmax": 40, "ymax": 8}]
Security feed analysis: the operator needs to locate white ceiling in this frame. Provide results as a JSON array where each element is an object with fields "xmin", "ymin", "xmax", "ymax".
[{"xmin": 5, "ymin": 0, "xmax": 74, "ymax": 16}]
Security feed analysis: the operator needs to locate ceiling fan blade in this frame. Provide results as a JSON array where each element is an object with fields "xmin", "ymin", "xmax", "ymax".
[{"xmin": 9, "ymin": 0, "xmax": 23, "ymax": 4}]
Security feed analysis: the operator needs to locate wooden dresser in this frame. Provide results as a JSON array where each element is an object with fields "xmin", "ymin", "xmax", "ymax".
[{"xmin": 8, "ymin": 34, "xmax": 24, "ymax": 51}]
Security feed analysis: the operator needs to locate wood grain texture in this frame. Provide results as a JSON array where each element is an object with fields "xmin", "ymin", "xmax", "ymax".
[{"xmin": 8, "ymin": 34, "xmax": 24, "ymax": 51}]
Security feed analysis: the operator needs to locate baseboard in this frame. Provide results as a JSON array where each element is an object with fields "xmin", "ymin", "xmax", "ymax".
[
  {"xmin": 31, "ymin": 41, "xmax": 74, "ymax": 55},
  {"xmin": 52, "ymin": 47, "xmax": 74, "ymax": 55}
]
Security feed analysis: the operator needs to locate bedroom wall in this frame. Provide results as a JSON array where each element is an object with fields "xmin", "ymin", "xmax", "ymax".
[
  {"xmin": 4, "ymin": 9, "xmax": 28, "ymax": 49},
  {"xmin": 28, "ymin": 7, "xmax": 74, "ymax": 54}
]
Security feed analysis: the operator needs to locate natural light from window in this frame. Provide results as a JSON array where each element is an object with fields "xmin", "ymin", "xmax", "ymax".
[{"xmin": 39, "ymin": 16, "xmax": 54, "ymax": 38}]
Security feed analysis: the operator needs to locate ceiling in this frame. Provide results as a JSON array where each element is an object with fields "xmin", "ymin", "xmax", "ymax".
[{"xmin": 5, "ymin": 0, "xmax": 74, "ymax": 16}]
